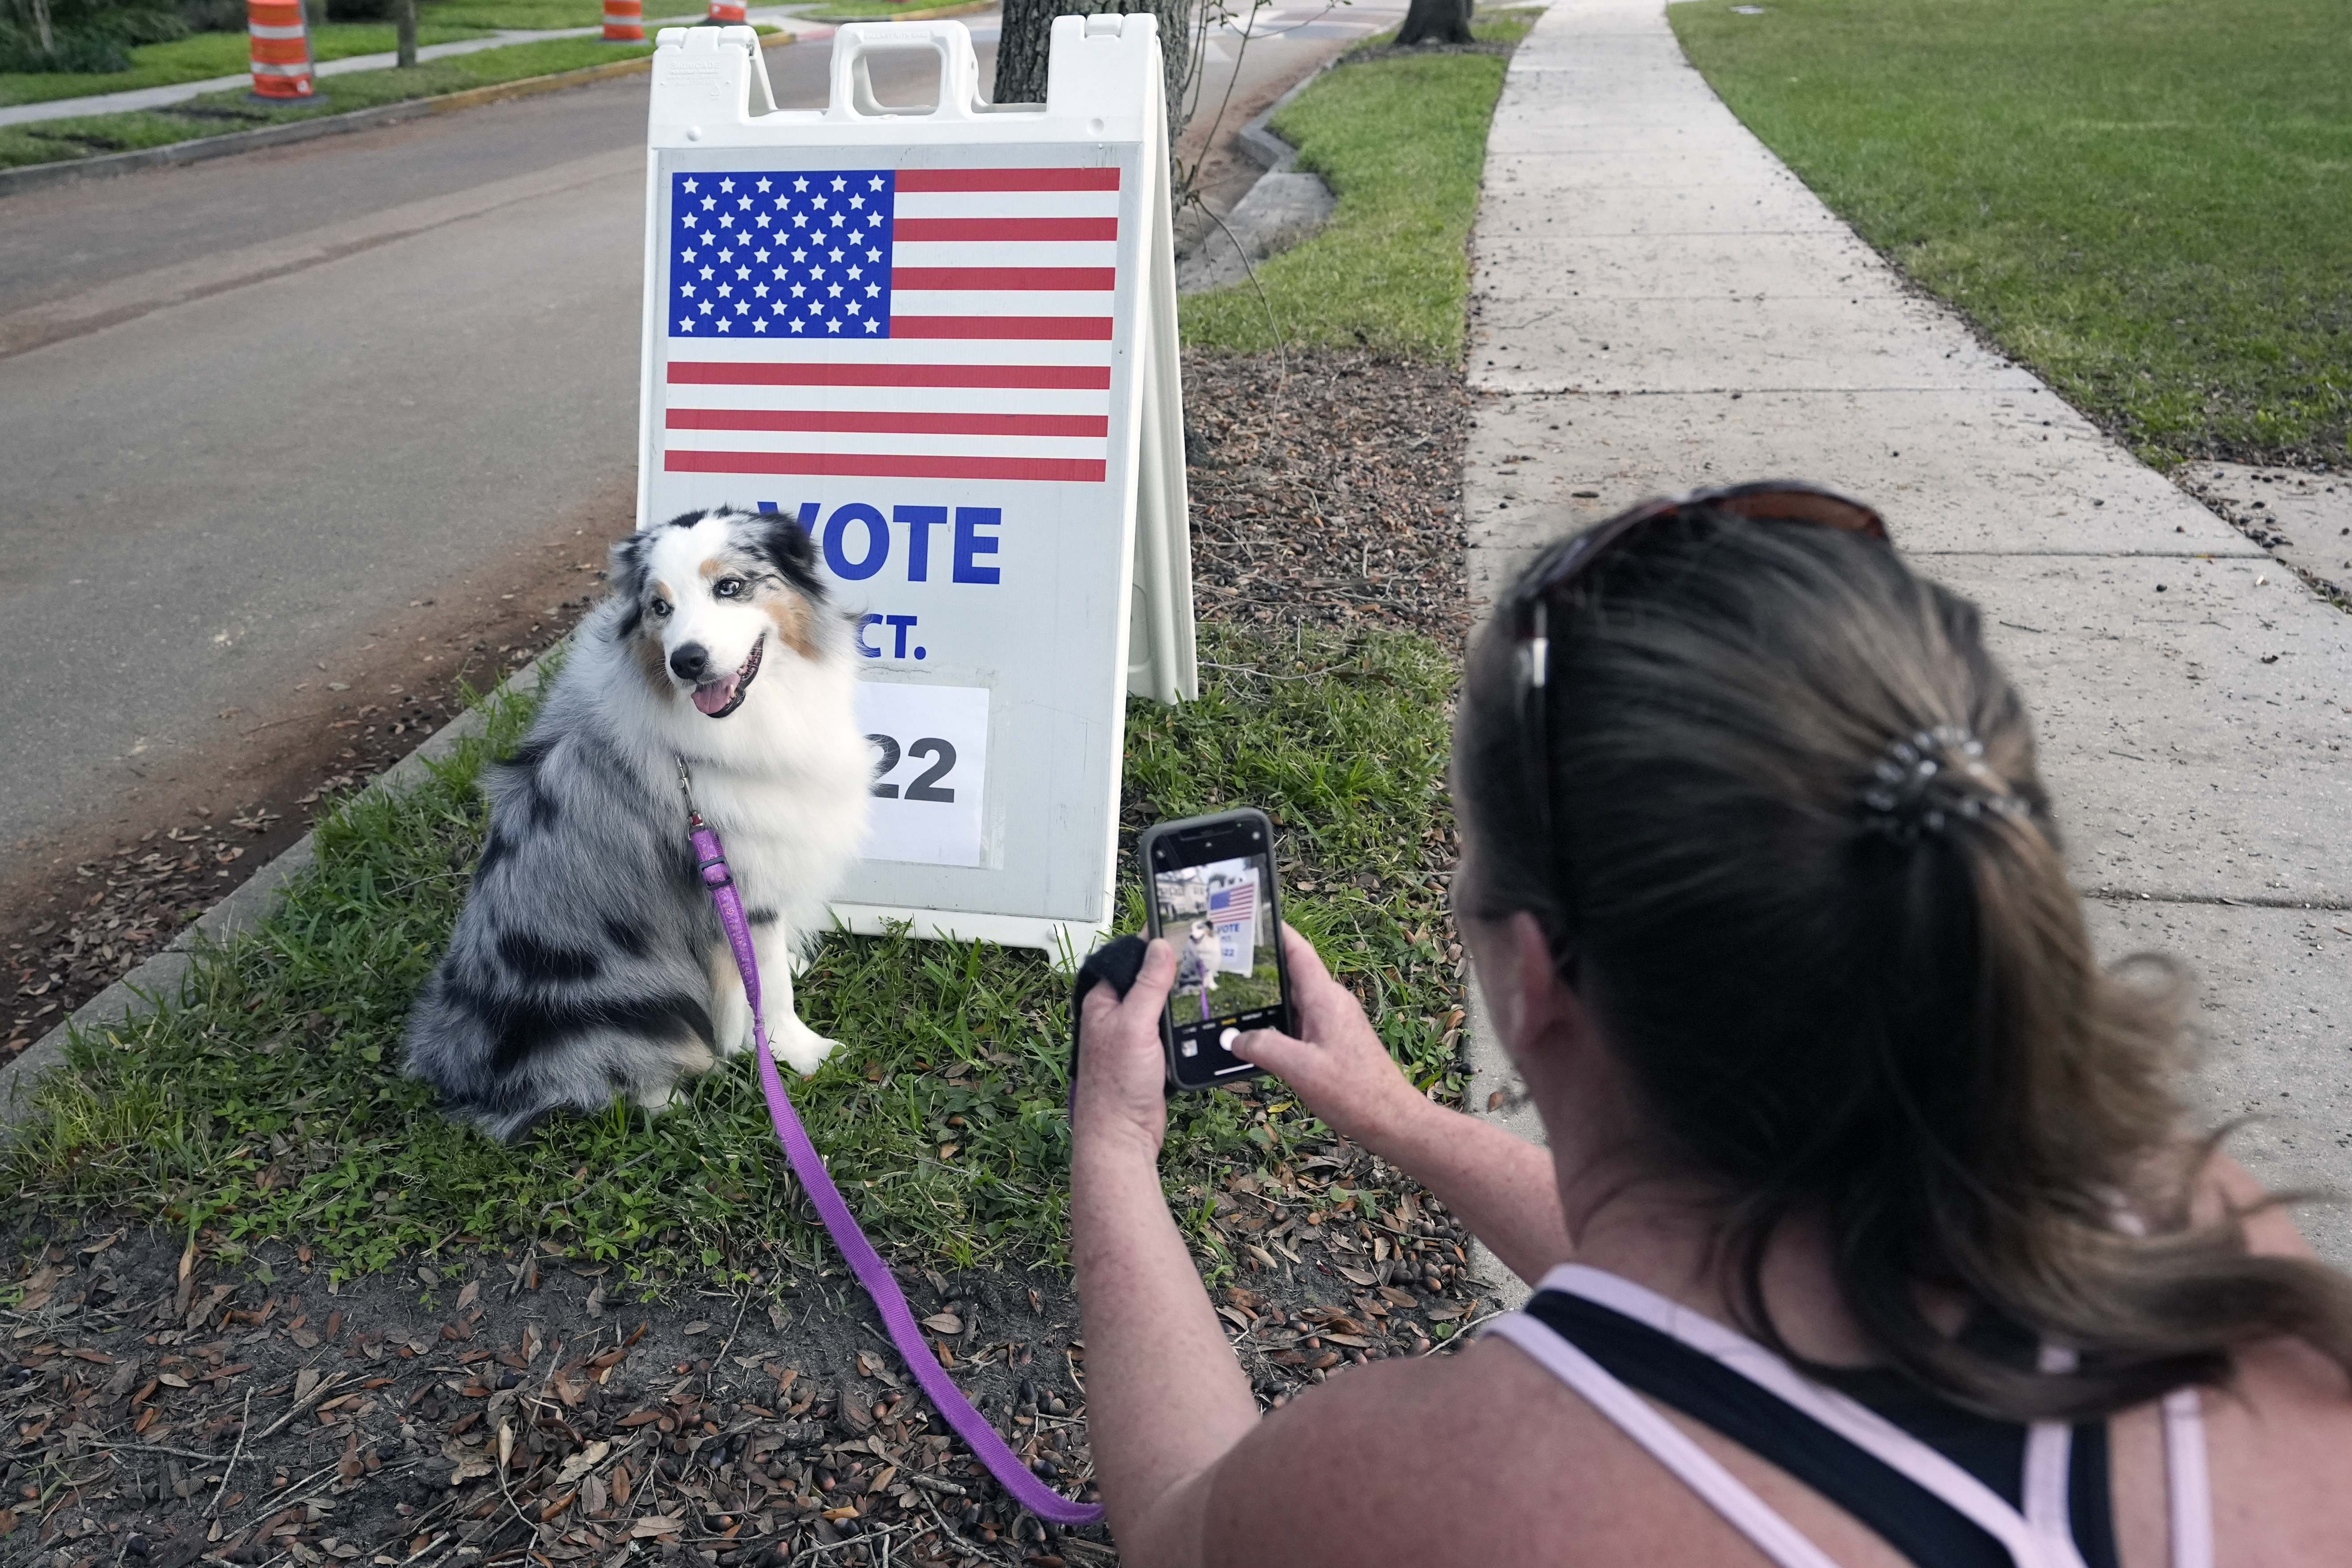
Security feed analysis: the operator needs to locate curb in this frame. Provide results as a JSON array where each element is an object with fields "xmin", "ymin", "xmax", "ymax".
[
  {"xmin": 1234, "ymin": 54, "xmax": 1332, "ymax": 172},
  {"xmin": 0, "ymin": 659, "xmax": 548, "ymax": 1128},
  {"xmin": 0, "ymin": 31, "xmax": 795, "ymax": 200}
]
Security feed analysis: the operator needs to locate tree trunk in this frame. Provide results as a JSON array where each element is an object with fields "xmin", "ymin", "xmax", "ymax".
[
  {"xmin": 396, "ymin": 0, "xmax": 417, "ymax": 68},
  {"xmin": 1396, "ymin": 0, "xmax": 1473, "ymax": 48},
  {"xmin": 992, "ymin": 0, "xmax": 1194, "ymax": 148}
]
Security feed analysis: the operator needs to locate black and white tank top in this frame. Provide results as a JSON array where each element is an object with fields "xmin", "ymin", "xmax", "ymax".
[{"xmin": 1483, "ymin": 1265, "xmax": 2212, "ymax": 1568}]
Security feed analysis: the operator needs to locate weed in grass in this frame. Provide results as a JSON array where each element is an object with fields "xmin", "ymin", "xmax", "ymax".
[
  {"xmin": 1671, "ymin": 0, "xmax": 2352, "ymax": 467},
  {"xmin": 1178, "ymin": 11, "xmax": 1538, "ymax": 361},
  {"xmin": 4, "ymin": 625, "xmax": 1469, "ymax": 1292}
]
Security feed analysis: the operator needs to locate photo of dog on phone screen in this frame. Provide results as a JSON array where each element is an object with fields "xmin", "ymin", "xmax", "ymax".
[{"xmin": 1173, "ymin": 918, "xmax": 1222, "ymax": 1023}]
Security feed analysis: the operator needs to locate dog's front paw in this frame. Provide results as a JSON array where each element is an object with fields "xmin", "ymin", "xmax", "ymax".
[
  {"xmin": 710, "ymin": 990, "xmax": 754, "ymax": 1059},
  {"xmin": 719, "ymin": 1015, "xmax": 759, "ymax": 1059},
  {"xmin": 773, "ymin": 1020, "xmax": 839, "ymax": 1077}
]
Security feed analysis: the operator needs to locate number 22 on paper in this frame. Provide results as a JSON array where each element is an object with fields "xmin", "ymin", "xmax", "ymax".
[{"xmin": 855, "ymin": 683, "xmax": 990, "ymax": 868}]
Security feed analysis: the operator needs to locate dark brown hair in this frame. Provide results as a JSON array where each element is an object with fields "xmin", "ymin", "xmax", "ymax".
[{"xmin": 1458, "ymin": 507, "xmax": 2352, "ymax": 1419}]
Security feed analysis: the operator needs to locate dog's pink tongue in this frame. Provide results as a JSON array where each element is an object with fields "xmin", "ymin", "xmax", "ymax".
[{"xmin": 692, "ymin": 675, "xmax": 739, "ymax": 716}]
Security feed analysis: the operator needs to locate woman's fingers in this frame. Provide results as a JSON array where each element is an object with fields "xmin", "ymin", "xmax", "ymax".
[
  {"xmin": 1074, "ymin": 939, "xmax": 1179, "ymax": 1157},
  {"xmin": 1083, "ymin": 937, "xmax": 1176, "ymax": 1038},
  {"xmin": 1230, "ymin": 924, "xmax": 1424, "ymax": 1148}
]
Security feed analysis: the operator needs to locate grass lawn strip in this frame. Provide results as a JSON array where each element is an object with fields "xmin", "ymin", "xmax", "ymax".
[
  {"xmin": 1177, "ymin": 10, "xmax": 1536, "ymax": 360},
  {"xmin": 783, "ymin": 0, "xmax": 999, "ymax": 19},
  {"xmin": 0, "ymin": 22, "xmax": 493, "ymax": 107},
  {"xmin": 418, "ymin": 0, "xmax": 625, "ymax": 27},
  {"xmin": 0, "ymin": 35, "xmax": 665, "ymax": 168},
  {"xmin": 1671, "ymin": 0, "xmax": 2352, "ymax": 468},
  {"xmin": 5, "ymin": 624, "xmax": 1469, "ymax": 1303}
]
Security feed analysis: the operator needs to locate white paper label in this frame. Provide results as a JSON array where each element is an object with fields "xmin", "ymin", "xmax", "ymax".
[{"xmin": 856, "ymin": 682, "xmax": 989, "ymax": 868}]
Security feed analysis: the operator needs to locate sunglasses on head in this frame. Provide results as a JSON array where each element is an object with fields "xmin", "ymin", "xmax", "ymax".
[{"xmin": 1509, "ymin": 481, "xmax": 1892, "ymax": 941}]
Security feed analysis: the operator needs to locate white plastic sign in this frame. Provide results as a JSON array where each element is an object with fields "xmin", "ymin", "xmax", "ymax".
[{"xmin": 637, "ymin": 16, "xmax": 1194, "ymax": 954}]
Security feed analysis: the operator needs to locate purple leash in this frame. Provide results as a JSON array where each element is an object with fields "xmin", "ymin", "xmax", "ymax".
[{"xmin": 677, "ymin": 759, "xmax": 1104, "ymax": 1529}]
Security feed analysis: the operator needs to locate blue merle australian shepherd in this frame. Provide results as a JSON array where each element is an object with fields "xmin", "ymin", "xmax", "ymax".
[{"xmin": 405, "ymin": 507, "xmax": 871, "ymax": 1141}]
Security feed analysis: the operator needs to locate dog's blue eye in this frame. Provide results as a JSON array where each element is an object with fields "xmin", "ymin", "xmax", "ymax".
[
  {"xmin": 716, "ymin": 578, "xmax": 746, "ymax": 598},
  {"xmin": 651, "ymin": 599, "xmax": 672, "ymax": 617}
]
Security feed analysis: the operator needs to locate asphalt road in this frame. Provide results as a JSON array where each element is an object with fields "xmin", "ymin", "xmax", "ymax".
[{"xmin": 0, "ymin": 5, "xmax": 1389, "ymax": 872}]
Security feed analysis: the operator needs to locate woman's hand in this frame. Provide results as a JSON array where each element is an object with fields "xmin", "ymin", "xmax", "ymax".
[
  {"xmin": 1073, "ymin": 937, "xmax": 1180, "ymax": 1163},
  {"xmin": 1233, "ymin": 924, "xmax": 1433, "ymax": 1155}
]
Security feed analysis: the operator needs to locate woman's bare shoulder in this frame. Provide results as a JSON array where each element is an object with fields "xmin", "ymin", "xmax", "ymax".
[
  {"xmin": 1191, "ymin": 1333, "xmax": 1755, "ymax": 1568},
  {"xmin": 1193, "ymin": 1338, "xmax": 1557, "ymax": 1566}
]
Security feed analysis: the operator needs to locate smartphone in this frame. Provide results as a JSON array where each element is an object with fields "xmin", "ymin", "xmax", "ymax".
[{"xmin": 1137, "ymin": 808, "xmax": 1293, "ymax": 1091}]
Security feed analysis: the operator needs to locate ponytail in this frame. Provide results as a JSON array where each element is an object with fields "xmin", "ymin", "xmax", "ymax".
[{"xmin": 1458, "ymin": 509, "xmax": 2352, "ymax": 1419}]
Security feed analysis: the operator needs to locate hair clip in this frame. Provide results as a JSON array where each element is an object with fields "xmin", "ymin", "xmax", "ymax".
[{"xmin": 1859, "ymin": 725, "xmax": 2026, "ymax": 843}]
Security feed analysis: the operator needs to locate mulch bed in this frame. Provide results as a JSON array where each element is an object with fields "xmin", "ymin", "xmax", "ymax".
[
  {"xmin": 1181, "ymin": 351, "xmax": 1474, "ymax": 643},
  {"xmin": 3, "ymin": 349, "xmax": 1481, "ymax": 1568},
  {"xmin": 1, "ymin": 1151, "xmax": 1491, "ymax": 1568}
]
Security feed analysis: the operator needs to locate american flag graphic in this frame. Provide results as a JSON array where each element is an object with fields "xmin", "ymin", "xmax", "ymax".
[
  {"xmin": 1207, "ymin": 879, "xmax": 1256, "ymax": 924},
  {"xmin": 660, "ymin": 164, "xmax": 1122, "ymax": 486}
]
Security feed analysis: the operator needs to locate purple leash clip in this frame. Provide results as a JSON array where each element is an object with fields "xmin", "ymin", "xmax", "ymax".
[{"xmin": 675, "ymin": 758, "xmax": 1103, "ymax": 1530}]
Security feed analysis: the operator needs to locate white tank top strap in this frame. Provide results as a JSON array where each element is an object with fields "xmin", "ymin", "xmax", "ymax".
[
  {"xmin": 2023, "ymin": 1347, "xmax": 2092, "ymax": 1568},
  {"xmin": 2162, "ymin": 1388, "xmax": 2213, "ymax": 1568},
  {"xmin": 1533, "ymin": 1264, "xmax": 2069, "ymax": 1568},
  {"xmin": 1481, "ymin": 1312, "xmax": 1847, "ymax": 1568},
  {"xmin": 1490, "ymin": 1264, "xmax": 2217, "ymax": 1568},
  {"xmin": 2105, "ymin": 1193, "xmax": 2216, "ymax": 1568}
]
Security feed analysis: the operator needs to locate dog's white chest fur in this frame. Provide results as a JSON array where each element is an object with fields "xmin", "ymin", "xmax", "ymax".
[{"xmin": 403, "ymin": 508, "xmax": 875, "ymax": 1140}]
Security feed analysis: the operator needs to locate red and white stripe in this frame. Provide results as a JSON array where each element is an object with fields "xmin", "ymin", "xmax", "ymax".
[
  {"xmin": 661, "ymin": 167, "xmax": 1122, "ymax": 485},
  {"xmin": 247, "ymin": 0, "xmax": 315, "ymax": 96}
]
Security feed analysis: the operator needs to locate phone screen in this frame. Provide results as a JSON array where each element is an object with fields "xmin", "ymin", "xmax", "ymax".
[{"xmin": 1151, "ymin": 846, "xmax": 1283, "ymax": 1073}]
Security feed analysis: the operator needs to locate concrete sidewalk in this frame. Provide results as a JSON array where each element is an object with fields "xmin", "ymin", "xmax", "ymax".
[{"xmin": 1462, "ymin": 0, "xmax": 2352, "ymax": 1292}]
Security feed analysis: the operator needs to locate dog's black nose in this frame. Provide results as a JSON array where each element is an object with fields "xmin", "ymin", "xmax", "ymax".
[{"xmin": 669, "ymin": 644, "xmax": 710, "ymax": 681}]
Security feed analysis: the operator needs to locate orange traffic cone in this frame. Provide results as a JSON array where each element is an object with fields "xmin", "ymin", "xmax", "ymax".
[
  {"xmin": 602, "ymin": 0, "xmax": 643, "ymax": 40},
  {"xmin": 706, "ymin": 0, "xmax": 747, "ymax": 23},
  {"xmin": 246, "ymin": 0, "xmax": 317, "ymax": 101}
]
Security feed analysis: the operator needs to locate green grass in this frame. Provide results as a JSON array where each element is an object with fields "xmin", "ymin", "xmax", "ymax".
[
  {"xmin": 1179, "ymin": 10, "xmax": 1537, "ymax": 360},
  {"xmin": 785, "ymin": 0, "xmax": 934, "ymax": 17},
  {"xmin": 785, "ymin": 0, "xmax": 985, "ymax": 19},
  {"xmin": 0, "ymin": 34, "xmax": 655, "ymax": 167},
  {"xmin": 1670, "ymin": 0, "xmax": 2352, "ymax": 466},
  {"xmin": 2, "ymin": 625, "xmax": 1468, "ymax": 1293},
  {"xmin": 0, "ymin": 23, "xmax": 497, "ymax": 106},
  {"xmin": 414, "ymin": 0, "xmax": 719, "ymax": 29},
  {"xmin": 417, "ymin": 0, "xmax": 604, "ymax": 27}
]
